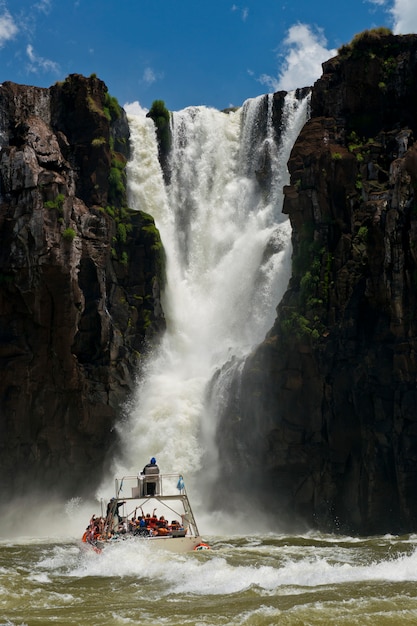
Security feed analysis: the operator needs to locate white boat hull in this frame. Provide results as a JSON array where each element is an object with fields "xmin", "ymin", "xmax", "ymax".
[
  {"xmin": 87, "ymin": 534, "xmax": 209, "ymax": 554},
  {"xmin": 146, "ymin": 534, "xmax": 208, "ymax": 553}
]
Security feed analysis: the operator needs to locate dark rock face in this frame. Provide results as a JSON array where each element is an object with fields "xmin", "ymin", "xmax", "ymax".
[
  {"xmin": 217, "ymin": 33, "xmax": 417, "ymax": 534},
  {"xmin": 0, "ymin": 75, "xmax": 165, "ymax": 499}
]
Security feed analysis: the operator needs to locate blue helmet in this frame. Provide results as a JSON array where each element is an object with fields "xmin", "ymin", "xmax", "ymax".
[{"xmin": 151, "ymin": 457, "xmax": 156, "ymax": 464}]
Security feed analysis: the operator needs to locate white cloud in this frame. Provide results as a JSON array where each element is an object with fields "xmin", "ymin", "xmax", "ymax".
[
  {"xmin": 35, "ymin": 0, "xmax": 52, "ymax": 13},
  {"xmin": 141, "ymin": 66, "xmax": 164, "ymax": 86},
  {"xmin": 0, "ymin": 10, "xmax": 18, "ymax": 47},
  {"xmin": 26, "ymin": 44, "xmax": 59, "ymax": 73},
  {"xmin": 231, "ymin": 4, "xmax": 249, "ymax": 21},
  {"xmin": 390, "ymin": 0, "xmax": 417, "ymax": 33},
  {"xmin": 143, "ymin": 67, "xmax": 156, "ymax": 85},
  {"xmin": 259, "ymin": 23, "xmax": 337, "ymax": 92}
]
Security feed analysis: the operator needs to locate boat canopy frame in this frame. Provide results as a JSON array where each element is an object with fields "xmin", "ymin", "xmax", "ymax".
[{"xmin": 109, "ymin": 472, "xmax": 200, "ymax": 537}]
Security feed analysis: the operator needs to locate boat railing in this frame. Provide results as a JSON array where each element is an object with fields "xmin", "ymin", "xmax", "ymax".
[{"xmin": 114, "ymin": 472, "xmax": 186, "ymax": 500}]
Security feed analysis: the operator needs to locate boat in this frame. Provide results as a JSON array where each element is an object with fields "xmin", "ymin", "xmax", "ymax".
[{"xmin": 82, "ymin": 470, "xmax": 210, "ymax": 553}]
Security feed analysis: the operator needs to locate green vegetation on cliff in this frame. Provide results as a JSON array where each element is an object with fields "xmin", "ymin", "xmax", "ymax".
[
  {"xmin": 108, "ymin": 152, "xmax": 127, "ymax": 207},
  {"xmin": 103, "ymin": 90, "xmax": 122, "ymax": 122},
  {"xmin": 146, "ymin": 99, "xmax": 172, "ymax": 164},
  {"xmin": 44, "ymin": 193, "xmax": 65, "ymax": 213},
  {"xmin": 338, "ymin": 27, "xmax": 394, "ymax": 57},
  {"xmin": 280, "ymin": 219, "xmax": 330, "ymax": 342}
]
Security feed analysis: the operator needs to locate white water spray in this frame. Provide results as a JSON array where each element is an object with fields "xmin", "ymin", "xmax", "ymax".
[{"xmin": 115, "ymin": 93, "xmax": 309, "ymax": 501}]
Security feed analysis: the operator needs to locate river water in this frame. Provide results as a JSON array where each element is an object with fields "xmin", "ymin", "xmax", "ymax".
[{"xmin": 2, "ymin": 531, "xmax": 417, "ymax": 624}]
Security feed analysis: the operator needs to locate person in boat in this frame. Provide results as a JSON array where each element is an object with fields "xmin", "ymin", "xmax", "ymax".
[
  {"xmin": 169, "ymin": 519, "xmax": 185, "ymax": 536},
  {"xmin": 106, "ymin": 498, "xmax": 126, "ymax": 526},
  {"xmin": 149, "ymin": 509, "xmax": 158, "ymax": 527},
  {"xmin": 83, "ymin": 515, "xmax": 104, "ymax": 544},
  {"xmin": 97, "ymin": 516, "xmax": 105, "ymax": 535},
  {"xmin": 141, "ymin": 457, "xmax": 159, "ymax": 496},
  {"xmin": 145, "ymin": 510, "xmax": 158, "ymax": 536},
  {"xmin": 134, "ymin": 515, "xmax": 149, "ymax": 536},
  {"xmin": 156, "ymin": 515, "xmax": 170, "ymax": 535}
]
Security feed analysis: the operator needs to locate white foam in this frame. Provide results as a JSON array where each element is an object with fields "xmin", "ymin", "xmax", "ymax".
[{"xmin": 33, "ymin": 535, "xmax": 417, "ymax": 596}]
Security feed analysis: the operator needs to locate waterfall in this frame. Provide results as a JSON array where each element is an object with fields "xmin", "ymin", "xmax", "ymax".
[{"xmin": 117, "ymin": 93, "xmax": 309, "ymax": 502}]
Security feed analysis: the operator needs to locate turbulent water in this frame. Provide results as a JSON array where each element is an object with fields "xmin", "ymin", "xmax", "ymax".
[
  {"xmin": 3, "ymin": 533, "xmax": 417, "ymax": 624},
  {"xmin": 5, "ymin": 94, "xmax": 417, "ymax": 625}
]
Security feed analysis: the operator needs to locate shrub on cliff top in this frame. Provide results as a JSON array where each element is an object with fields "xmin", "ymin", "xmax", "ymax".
[
  {"xmin": 338, "ymin": 27, "xmax": 393, "ymax": 57},
  {"xmin": 351, "ymin": 27, "xmax": 393, "ymax": 45},
  {"xmin": 148, "ymin": 99, "xmax": 170, "ymax": 124},
  {"xmin": 146, "ymin": 99, "xmax": 171, "ymax": 156}
]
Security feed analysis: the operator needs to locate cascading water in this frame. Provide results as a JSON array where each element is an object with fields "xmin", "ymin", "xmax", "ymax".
[{"xmin": 116, "ymin": 92, "xmax": 309, "ymax": 510}]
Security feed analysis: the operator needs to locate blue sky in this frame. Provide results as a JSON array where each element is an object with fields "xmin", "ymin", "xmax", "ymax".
[{"xmin": 0, "ymin": 0, "xmax": 416, "ymax": 112}]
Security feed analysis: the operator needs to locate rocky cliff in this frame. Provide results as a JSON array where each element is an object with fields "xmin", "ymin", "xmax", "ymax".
[
  {"xmin": 217, "ymin": 31, "xmax": 417, "ymax": 534},
  {"xmin": 0, "ymin": 75, "xmax": 165, "ymax": 499}
]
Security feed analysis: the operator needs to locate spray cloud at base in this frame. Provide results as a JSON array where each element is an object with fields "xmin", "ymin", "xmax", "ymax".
[{"xmin": 108, "ymin": 93, "xmax": 309, "ymax": 526}]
